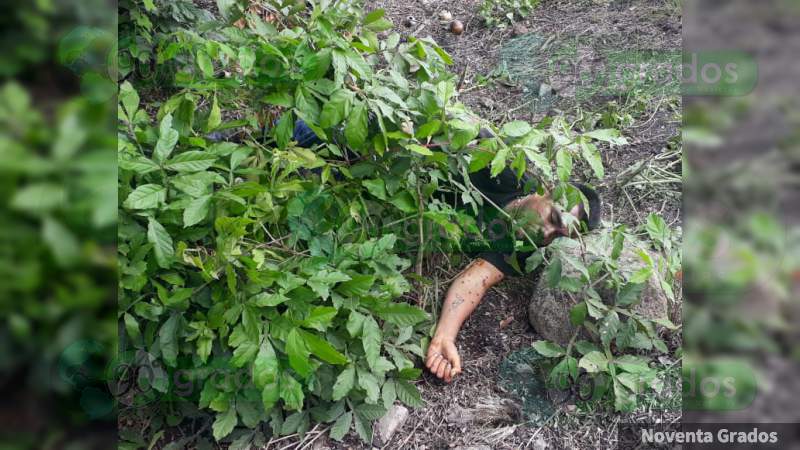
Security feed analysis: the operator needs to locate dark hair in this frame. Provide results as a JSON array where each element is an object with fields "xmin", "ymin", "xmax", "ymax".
[{"xmin": 574, "ymin": 183, "xmax": 602, "ymax": 230}]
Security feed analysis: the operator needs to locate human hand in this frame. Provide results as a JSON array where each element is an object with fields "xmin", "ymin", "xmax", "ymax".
[{"xmin": 425, "ymin": 338, "xmax": 462, "ymax": 383}]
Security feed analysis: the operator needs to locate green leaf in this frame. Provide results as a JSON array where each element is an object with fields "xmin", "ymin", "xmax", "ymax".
[
  {"xmin": 124, "ymin": 184, "xmax": 165, "ymax": 210},
  {"xmin": 614, "ymin": 355, "xmax": 650, "ymax": 374},
  {"xmin": 364, "ymin": 9, "xmax": 385, "ymax": 24},
  {"xmin": 548, "ymin": 356, "xmax": 578, "ymax": 390},
  {"xmin": 579, "ymin": 140, "xmax": 604, "ymax": 179},
  {"xmin": 584, "ymin": 128, "xmax": 628, "ymax": 146},
  {"xmin": 352, "ymin": 410, "xmax": 373, "ymax": 443},
  {"xmin": 239, "ymin": 47, "xmax": 255, "ymax": 76},
  {"xmin": 578, "ymin": 351, "xmax": 608, "ymax": 373},
  {"xmin": 280, "ymin": 373, "xmax": 304, "ymax": 411},
  {"xmin": 154, "ymin": 114, "xmax": 180, "ymax": 163},
  {"xmin": 262, "ymin": 381, "xmax": 280, "ymax": 411},
  {"xmin": 361, "ymin": 315, "xmax": 382, "ymax": 370},
  {"xmin": 299, "ymin": 330, "xmax": 347, "ymax": 365},
  {"xmin": 501, "ymin": 121, "xmax": 532, "ymax": 138},
  {"xmin": 345, "ymin": 104, "xmax": 368, "ymax": 150},
  {"xmin": 599, "ymin": 311, "xmax": 621, "ymax": 349},
  {"xmin": 546, "ymin": 258, "xmax": 562, "ymax": 288},
  {"xmin": 645, "ymin": 213, "xmax": 669, "ymax": 244},
  {"xmin": 275, "ymin": 111, "xmax": 293, "ymax": 149},
  {"xmin": 405, "ymin": 143, "xmax": 433, "ymax": 156},
  {"xmin": 329, "ymin": 411, "xmax": 352, "ymax": 441},
  {"xmin": 119, "ymin": 81, "xmax": 139, "ymax": 119},
  {"xmin": 207, "ymin": 95, "xmax": 222, "ymax": 132},
  {"xmin": 389, "ymin": 191, "xmax": 417, "ymax": 214},
  {"xmin": 375, "ymin": 303, "xmax": 428, "ymax": 327},
  {"xmin": 332, "ymin": 366, "xmax": 356, "ymax": 401},
  {"xmin": 251, "ymin": 292, "xmax": 288, "ymax": 307},
  {"xmin": 197, "ymin": 50, "xmax": 214, "ymax": 78},
  {"xmin": 362, "ymin": 179, "xmax": 387, "ymax": 200},
  {"xmin": 320, "ymin": 90, "xmax": 351, "ymax": 128},
  {"xmin": 11, "ymin": 183, "xmax": 67, "ymax": 213},
  {"xmin": 165, "ymin": 151, "xmax": 218, "ymax": 172},
  {"xmin": 346, "ymin": 311, "xmax": 366, "ymax": 337},
  {"xmin": 159, "ymin": 314, "xmax": 181, "ymax": 367},
  {"xmin": 286, "ymin": 328, "xmax": 312, "ymax": 378},
  {"xmin": 253, "ymin": 340, "xmax": 279, "ymax": 390},
  {"xmin": 616, "ymin": 282, "xmax": 645, "ymax": 307},
  {"xmin": 357, "ymin": 368, "xmax": 380, "ymax": 404},
  {"xmin": 212, "ymin": 408, "xmax": 237, "ymax": 441},
  {"xmin": 394, "ymin": 379, "xmax": 423, "ymax": 407},
  {"xmin": 556, "ymin": 149, "xmax": 572, "ymax": 182},
  {"xmin": 301, "ymin": 307, "xmax": 338, "ymax": 332},
  {"xmin": 490, "ymin": 147, "xmax": 510, "ymax": 177},
  {"xmin": 415, "ymin": 120, "xmax": 441, "ymax": 138},
  {"xmin": 183, "ymin": 195, "xmax": 212, "ymax": 227},
  {"xmin": 147, "ymin": 217, "xmax": 174, "ymax": 268},
  {"xmin": 42, "ymin": 216, "xmax": 80, "ymax": 267},
  {"xmin": 569, "ymin": 302, "xmax": 588, "ymax": 326},
  {"xmin": 532, "ymin": 340, "xmax": 565, "ymax": 357}
]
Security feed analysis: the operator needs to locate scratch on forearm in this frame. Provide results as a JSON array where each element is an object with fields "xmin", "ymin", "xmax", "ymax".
[{"xmin": 450, "ymin": 295, "xmax": 465, "ymax": 312}]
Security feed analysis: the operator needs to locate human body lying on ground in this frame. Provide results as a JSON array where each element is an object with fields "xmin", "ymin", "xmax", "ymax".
[{"xmin": 268, "ymin": 120, "xmax": 601, "ymax": 383}]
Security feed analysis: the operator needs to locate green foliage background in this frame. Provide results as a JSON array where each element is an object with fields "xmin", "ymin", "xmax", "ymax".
[{"xmin": 118, "ymin": 0, "xmax": 645, "ymax": 446}]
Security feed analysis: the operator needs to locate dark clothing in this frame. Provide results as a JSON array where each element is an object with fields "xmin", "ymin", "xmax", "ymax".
[
  {"xmin": 466, "ymin": 168, "xmax": 537, "ymax": 277},
  {"xmin": 293, "ymin": 120, "xmax": 534, "ymax": 276}
]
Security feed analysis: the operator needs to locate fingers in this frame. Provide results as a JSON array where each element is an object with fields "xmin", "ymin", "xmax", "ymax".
[
  {"xmin": 450, "ymin": 351, "xmax": 462, "ymax": 378},
  {"xmin": 435, "ymin": 358, "xmax": 449, "ymax": 379}
]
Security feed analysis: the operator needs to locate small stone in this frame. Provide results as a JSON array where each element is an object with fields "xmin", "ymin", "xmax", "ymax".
[
  {"xmin": 439, "ymin": 10, "xmax": 453, "ymax": 22},
  {"xmin": 532, "ymin": 435, "xmax": 549, "ymax": 450},
  {"xmin": 403, "ymin": 16, "xmax": 414, "ymax": 28},
  {"xmin": 512, "ymin": 23, "xmax": 529, "ymax": 37},
  {"xmin": 374, "ymin": 405, "xmax": 409, "ymax": 446},
  {"xmin": 479, "ymin": 97, "xmax": 494, "ymax": 109},
  {"xmin": 449, "ymin": 20, "xmax": 465, "ymax": 35},
  {"xmin": 538, "ymin": 82, "xmax": 553, "ymax": 97}
]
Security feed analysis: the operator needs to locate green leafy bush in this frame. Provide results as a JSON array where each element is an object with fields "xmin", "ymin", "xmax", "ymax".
[
  {"xmin": 479, "ymin": 0, "xmax": 541, "ymax": 29},
  {"xmin": 530, "ymin": 215, "xmax": 681, "ymax": 412},
  {"xmin": 118, "ymin": 0, "xmax": 628, "ymax": 445}
]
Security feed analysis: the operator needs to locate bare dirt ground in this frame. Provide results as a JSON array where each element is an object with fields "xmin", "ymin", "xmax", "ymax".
[
  {"xmin": 354, "ymin": 0, "xmax": 683, "ymax": 448},
  {"xmin": 177, "ymin": 1, "xmax": 684, "ymax": 448}
]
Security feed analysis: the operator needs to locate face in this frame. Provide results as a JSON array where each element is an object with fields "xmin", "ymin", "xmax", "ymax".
[{"xmin": 507, "ymin": 194, "xmax": 583, "ymax": 245}]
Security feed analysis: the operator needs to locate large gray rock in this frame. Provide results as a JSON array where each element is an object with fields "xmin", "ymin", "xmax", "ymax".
[
  {"xmin": 528, "ymin": 234, "xmax": 671, "ymax": 346},
  {"xmin": 373, "ymin": 404, "xmax": 409, "ymax": 447}
]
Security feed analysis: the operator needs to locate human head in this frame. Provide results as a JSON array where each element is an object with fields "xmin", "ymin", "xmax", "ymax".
[{"xmin": 504, "ymin": 183, "xmax": 602, "ymax": 245}]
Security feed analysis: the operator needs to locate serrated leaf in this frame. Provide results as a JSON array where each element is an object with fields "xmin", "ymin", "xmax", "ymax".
[
  {"xmin": 124, "ymin": 184, "xmax": 165, "ymax": 210},
  {"xmin": 569, "ymin": 302, "xmax": 588, "ymax": 326},
  {"xmin": 501, "ymin": 121, "xmax": 532, "ymax": 138},
  {"xmin": 357, "ymin": 368, "xmax": 380, "ymax": 404},
  {"xmin": 280, "ymin": 373, "xmax": 304, "ymax": 411},
  {"xmin": 165, "ymin": 151, "xmax": 218, "ymax": 172},
  {"xmin": 286, "ymin": 328, "xmax": 312, "ymax": 379},
  {"xmin": 239, "ymin": 46, "xmax": 255, "ymax": 76},
  {"xmin": 394, "ymin": 379, "xmax": 423, "ymax": 407},
  {"xmin": 532, "ymin": 340, "xmax": 565, "ymax": 357},
  {"xmin": 579, "ymin": 140, "xmax": 604, "ymax": 179},
  {"xmin": 147, "ymin": 217, "xmax": 174, "ymax": 268},
  {"xmin": 332, "ymin": 366, "xmax": 356, "ymax": 401},
  {"xmin": 197, "ymin": 50, "xmax": 214, "ymax": 78},
  {"xmin": 345, "ymin": 104, "xmax": 368, "ymax": 150},
  {"xmin": 183, "ymin": 194, "xmax": 212, "ymax": 227},
  {"xmin": 154, "ymin": 114, "xmax": 180, "ymax": 163},
  {"xmin": 300, "ymin": 330, "xmax": 347, "ymax": 365},
  {"xmin": 42, "ymin": 216, "xmax": 80, "ymax": 267},
  {"xmin": 159, "ymin": 314, "xmax": 181, "ymax": 367},
  {"xmin": 361, "ymin": 315, "xmax": 382, "ymax": 370},
  {"xmin": 578, "ymin": 351, "xmax": 608, "ymax": 373},
  {"xmin": 584, "ymin": 128, "xmax": 628, "ymax": 146},
  {"xmin": 253, "ymin": 340, "xmax": 279, "ymax": 390},
  {"xmin": 405, "ymin": 143, "xmax": 433, "ymax": 156},
  {"xmin": 375, "ymin": 303, "xmax": 428, "ymax": 327},
  {"xmin": 556, "ymin": 149, "xmax": 572, "ymax": 182},
  {"xmin": 329, "ymin": 411, "xmax": 352, "ymax": 441},
  {"xmin": 212, "ymin": 408, "xmax": 237, "ymax": 441}
]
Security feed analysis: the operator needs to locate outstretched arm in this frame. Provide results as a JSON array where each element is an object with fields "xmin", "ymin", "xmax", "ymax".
[{"xmin": 425, "ymin": 258, "xmax": 505, "ymax": 382}]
